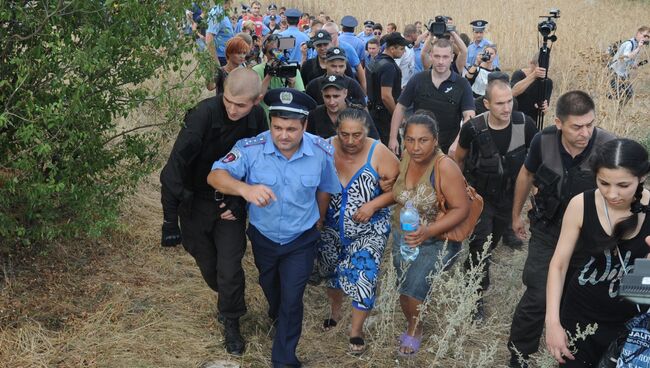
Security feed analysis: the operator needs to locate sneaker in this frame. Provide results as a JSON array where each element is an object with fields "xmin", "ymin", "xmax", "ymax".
[{"xmin": 223, "ymin": 318, "xmax": 245, "ymax": 356}]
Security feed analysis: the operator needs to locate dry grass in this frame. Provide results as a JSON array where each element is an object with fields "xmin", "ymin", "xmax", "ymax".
[{"xmin": 1, "ymin": 0, "xmax": 650, "ymax": 367}]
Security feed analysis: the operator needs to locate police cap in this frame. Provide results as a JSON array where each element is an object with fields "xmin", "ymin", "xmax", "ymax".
[
  {"xmin": 311, "ymin": 31, "xmax": 332, "ymax": 46},
  {"xmin": 470, "ymin": 20, "xmax": 488, "ymax": 32},
  {"xmin": 264, "ymin": 88, "xmax": 317, "ymax": 118},
  {"xmin": 325, "ymin": 47, "xmax": 347, "ymax": 61},
  {"xmin": 341, "ymin": 15, "xmax": 358, "ymax": 28},
  {"xmin": 284, "ymin": 8, "xmax": 302, "ymax": 18},
  {"xmin": 268, "ymin": 4, "xmax": 277, "ymax": 10},
  {"xmin": 364, "ymin": 20, "xmax": 375, "ymax": 28},
  {"xmin": 320, "ymin": 74, "xmax": 347, "ymax": 91}
]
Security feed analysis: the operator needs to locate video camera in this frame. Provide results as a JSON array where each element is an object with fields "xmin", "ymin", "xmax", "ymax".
[
  {"xmin": 264, "ymin": 36, "xmax": 300, "ymax": 79},
  {"xmin": 428, "ymin": 15, "xmax": 456, "ymax": 39},
  {"xmin": 619, "ymin": 259, "xmax": 650, "ymax": 305},
  {"xmin": 538, "ymin": 8, "xmax": 560, "ymax": 37}
]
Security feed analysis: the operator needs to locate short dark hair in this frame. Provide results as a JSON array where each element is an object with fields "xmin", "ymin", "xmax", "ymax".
[
  {"xmin": 556, "ymin": 90, "xmax": 595, "ymax": 122},
  {"xmin": 432, "ymin": 38, "xmax": 453, "ymax": 52},
  {"xmin": 365, "ymin": 38, "xmax": 379, "ymax": 49},
  {"xmin": 484, "ymin": 79, "xmax": 511, "ymax": 101},
  {"xmin": 373, "ymin": 23, "xmax": 383, "ymax": 31},
  {"xmin": 403, "ymin": 24, "xmax": 417, "ymax": 37}
]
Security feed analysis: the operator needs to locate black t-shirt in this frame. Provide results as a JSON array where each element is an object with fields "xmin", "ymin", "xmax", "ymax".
[
  {"xmin": 524, "ymin": 126, "xmax": 598, "ymax": 173},
  {"xmin": 306, "ymin": 105, "xmax": 379, "ymax": 139},
  {"xmin": 458, "ymin": 112, "xmax": 537, "ymax": 155},
  {"xmin": 510, "ymin": 69, "xmax": 553, "ymax": 121},
  {"xmin": 305, "ymin": 75, "xmax": 367, "ymax": 107},
  {"xmin": 300, "ymin": 57, "xmax": 354, "ymax": 87},
  {"xmin": 373, "ymin": 54, "xmax": 402, "ymax": 103}
]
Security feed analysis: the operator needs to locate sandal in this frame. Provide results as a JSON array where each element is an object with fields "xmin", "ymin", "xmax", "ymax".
[
  {"xmin": 322, "ymin": 318, "xmax": 338, "ymax": 331},
  {"xmin": 349, "ymin": 336, "xmax": 365, "ymax": 355},
  {"xmin": 398, "ymin": 333, "xmax": 422, "ymax": 357}
]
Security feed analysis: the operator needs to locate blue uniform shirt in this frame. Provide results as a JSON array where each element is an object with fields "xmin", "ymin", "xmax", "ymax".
[
  {"xmin": 279, "ymin": 26, "xmax": 310, "ymax": 63},
  {"xmin": 466, "ymin": 38, "xmax": 500, "ymax": 68},
  {"xmin": 212, "ymin": 131, "xmax": 340, "ymax": 244},
  {"xmin": 207, "ymin": 5, "xmax": 234, "ymax": 59},
  {"xmin": 357, "ymin": 31, "xmax": 374, "ymax": 45},
  {"xmin": 340, "ymin": 32, "xmax": 366, "ymax": 61},
  {"xmin": 413, "ymin": 42, "xmax": 424, "ymax": 73}
]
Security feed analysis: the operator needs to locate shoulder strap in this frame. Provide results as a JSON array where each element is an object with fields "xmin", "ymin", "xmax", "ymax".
[
  {"xmin": 507, "ymin": 112, "xmax": 526, "ymax": 152},
  {"xmin": 433, "ymin": 154, "xmax": 448, "ymax": 211},
  {"xmin": 472, "ymin": 114, "xmax": 499, "ymax": 158},
  {"xmin": 366, "ymin": 139, "xmax": 379, "ymax": 164}
]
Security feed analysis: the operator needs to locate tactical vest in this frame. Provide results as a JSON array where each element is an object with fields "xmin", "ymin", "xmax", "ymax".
[
  {"xmin": 531, "ymin": 126, "xmax": 616, "ymax": 227},
  {"xmin": 413, "ymin": 71, "xmax": 464, "ymax": 133},
  {"xmin": 464, "ymin": 112, "xmax": 527, "ymax": 203}
]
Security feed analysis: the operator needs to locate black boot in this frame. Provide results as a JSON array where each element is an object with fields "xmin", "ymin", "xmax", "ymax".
[
  {"xmin": 473, "ymin": 298, "xmax": 486, "ymax": 323},
  {"xmin": 508, "ymin": 351, "xmax": 529, "ymax": 368},
  {"xmin": 502, "ymin": 228, "xmax": 524, "ymax": 249},
  {"xmin": 223, "ymin": 318, "xmax": 245, "ymax": 356}
]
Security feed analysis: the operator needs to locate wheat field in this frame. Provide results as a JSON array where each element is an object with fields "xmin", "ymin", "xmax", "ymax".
[{"xmin": 1, "ymin": 0, "xmax": 649, "ymax": 367}]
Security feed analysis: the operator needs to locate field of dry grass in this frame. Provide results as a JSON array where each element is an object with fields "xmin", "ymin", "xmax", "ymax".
[{"xmin": 1, "ymin": 0, "xmax": 650, "ymax": 367}]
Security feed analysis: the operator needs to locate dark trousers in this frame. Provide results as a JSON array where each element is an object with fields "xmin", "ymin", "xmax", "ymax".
[
  {"xmin": 370, "ymin": 108, "xmax": 393, "ymax": 147},
  {"xmin": 438, "ymin": 128, "xmax": 460, "ymax": 155},
  {"xmin": 464, "ymin": 200, "xmax": 511, "ymax": 292},
  {"xmin": 508, "ymin": 223, "xmax": 560, "ymax": 356},
  {"xmin": 179, "ymin": 197, "xmax": 247, "ymax": 319},
  {"xmin": 248, "ymin": 225, "xmax": 320, "ymax": 368},
  {"xmin": 559, "ymin": 319, "xmax": 624, "ymax": 367}
]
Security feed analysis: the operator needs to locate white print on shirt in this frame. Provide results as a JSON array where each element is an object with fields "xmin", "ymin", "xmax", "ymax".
[{"xmin": 578, "ymin": 249, "xmax": 632, "ymax": 298}]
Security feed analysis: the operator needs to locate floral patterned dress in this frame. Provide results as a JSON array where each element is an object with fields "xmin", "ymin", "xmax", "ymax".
[{"xmin": 318, "ymin": 140, "xmax": 391, "ymax": 310}]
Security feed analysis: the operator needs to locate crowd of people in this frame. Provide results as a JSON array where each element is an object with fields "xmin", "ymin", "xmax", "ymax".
[{"xmin": 167, "ymin": 2, "xmax": 650, "ymax": 367}]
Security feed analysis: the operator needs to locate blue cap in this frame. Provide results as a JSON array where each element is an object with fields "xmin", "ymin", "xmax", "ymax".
[
  {"xmin": 264, "ymin": 88, "xmax": 317, "ymax": 117},
  {"xmin": 284, "ymin": 8, "xmax": 302, "ymax": 18},
  {"xmin": 341, "ymin": 15, "xmax": 358, "ymax": 28},
  {"xmin": 268, "ymin": 4, "xmax": 277, "ymax": 10}
]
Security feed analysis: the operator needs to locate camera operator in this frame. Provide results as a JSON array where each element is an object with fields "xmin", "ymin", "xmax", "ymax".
[
  {"xmin": 511, "ymin": 52, "xmax": 553, "ymax": 121},
  {"xmin": 466, "ymin": 20, "xmax": 500, "ymax": 69},
  {"xmin": 300, "ymin": 31, "xmax": 355, "ymax": 86},
  {"xmin": 609, "ymin": 26, "xmax": 650, "ymax": 106},
  {"xmin": 397, "ymin": 24, "xmax": 419, "ymax": 88},
  {"xmin": 305, "ymin": 47, "xmax": 367, "ymax": 107},
  {"xmin": 421, "ymin": 16, "xmax": 468, "ymax": 75},
  {"xmin": 466, "ymin": 44, "xmax": 500, "ymax": 97},
  {"xmin": 252, "ymin": 35, "xmax": 305, "ymax": 114}
]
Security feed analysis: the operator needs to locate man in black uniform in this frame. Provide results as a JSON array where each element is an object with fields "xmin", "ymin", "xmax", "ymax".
[
  {"xmin": 304, "ymin": 47, "xmax": 366, "ymax": 106},
  {"xmin": 388, "ymin": 38, "xmax": 475, "ymax": 155},
  {"xmin": 454, "ymin": 79, "xmax": 538, "ymax": 320},
  {"xmin": 506, "ymin": 91, "xmax": 616, "ymax": 368},
  {"xmin": 366, "ymin": 31, "xmax": 408, "ymax": 146},
  {"xmin": 159, "ymin": 68, "xmax": 268, "ymax": 356},
  {"xmin": 300, "ymin": 31, "xmax": 354, "ymax": 87}
]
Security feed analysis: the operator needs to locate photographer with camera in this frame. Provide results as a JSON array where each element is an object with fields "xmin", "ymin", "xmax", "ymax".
[
  {"xmin": 609, "ymin": 26, "xmax": 650, "ymax": 106},
  {"xmin": 466, "ymin": 44, "xmax": 501, "ymax": 97},
  {"xmin": 466, "ymin": 20, "xmax": 500, "ymax": 70},
  {"xmin": 252, "ymin": 35, "xmax": 305, "ymax": 114},
  {"xmin": 511, "ymin": 52, "xmax": 553, "ymax": 121},
  {"xmin": 421, "ymin": 16, "xmax": 468, "ymax": 75}
]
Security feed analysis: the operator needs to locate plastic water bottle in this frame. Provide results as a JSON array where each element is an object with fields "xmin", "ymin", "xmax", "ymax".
[{"xmin": 400, "ymin": 201, "xmax": 420, "ymax": 261}]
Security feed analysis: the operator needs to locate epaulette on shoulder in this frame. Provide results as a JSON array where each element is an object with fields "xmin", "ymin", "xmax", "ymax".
[
  {"xmin": 313, "ymin": 136, "xmax": 334, "ymax": 156},
  {"xmin": 243, "ymin": 135, "xmax": 266, "ymax": 147}
]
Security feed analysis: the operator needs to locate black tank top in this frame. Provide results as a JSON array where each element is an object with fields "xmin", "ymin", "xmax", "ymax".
[{"xmin": 562, "ymin": 189, "xmax": 650, "ymax": 324}]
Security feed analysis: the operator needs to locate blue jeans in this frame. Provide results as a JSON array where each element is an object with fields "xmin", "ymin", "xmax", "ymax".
[{"xmin": 392, "ymin": 233, "xmax": 461, "ymax": 301}]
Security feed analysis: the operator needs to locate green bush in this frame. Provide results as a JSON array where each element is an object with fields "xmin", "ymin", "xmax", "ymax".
[{"xmin": 0, "ymin": 1, "xmax": 205, "ymax": 252}]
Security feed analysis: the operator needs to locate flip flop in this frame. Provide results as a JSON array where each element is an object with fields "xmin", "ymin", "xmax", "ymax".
[
  {"xmin": 398, "ymin": 333, "xmax": 422, "ymax": 357},
  {"xmin": 322, "ymin": 318, "xmax": 338, "ymax": 331},
  {"xmin": 349, "ymin": 336, "xmax": 365, "ymax": 355}
]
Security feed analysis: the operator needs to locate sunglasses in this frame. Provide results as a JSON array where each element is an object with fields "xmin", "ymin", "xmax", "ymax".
[{"xmin": 373, "ymin": 31, "xmax": 381, "ymax": 35}]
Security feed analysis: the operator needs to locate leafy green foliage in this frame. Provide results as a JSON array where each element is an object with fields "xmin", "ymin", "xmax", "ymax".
[{"xmin": 0, "ymin": 0, "xmax": 206, "ymax": 252}]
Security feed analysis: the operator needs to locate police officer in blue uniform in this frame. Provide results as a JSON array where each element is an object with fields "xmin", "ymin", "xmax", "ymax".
[
  {"xmin": 208, "ymin": 88, "xmax": 341, "ymax": 368},
  {"xmin": 279, "ymin": 8, "xmax": 310, "ymax": 63},
  {"xmin": 339, "ymin": 15, "xmax": 366, "ymax": 60},
  {"xmin": 466, "ymin": 20, "xmax": 501, "ymax": 69},
  {"xmin": 357, "ymin": 20, "xmax": 376, "ymax": 45}
]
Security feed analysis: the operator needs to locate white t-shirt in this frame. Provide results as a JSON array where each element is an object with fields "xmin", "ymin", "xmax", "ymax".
[{"xmin": 610, "ymin": 39, "xmax": 638, "ymax": 78}]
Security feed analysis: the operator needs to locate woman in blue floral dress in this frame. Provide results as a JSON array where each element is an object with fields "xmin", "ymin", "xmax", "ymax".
[{"xmin": 318, "ymin": 108, "xmax": 399, "ymax": 353}]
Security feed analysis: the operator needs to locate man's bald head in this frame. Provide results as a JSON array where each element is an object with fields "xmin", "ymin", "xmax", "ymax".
[
  {"xmin": 322, "ymin": 22, "xmax": 339, "ymax": 34},
  {"xmin": 224, "ymin": 68, "xmax": 262, "ymax": 100}
]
